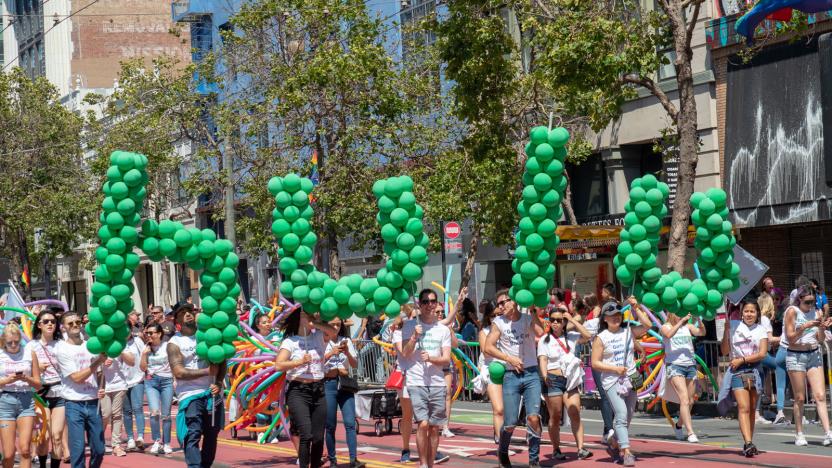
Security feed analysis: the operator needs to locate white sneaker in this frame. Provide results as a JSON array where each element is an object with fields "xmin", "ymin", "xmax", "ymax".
[
  {"xmin": 674, "ymin": 424, "xmax": 685, "ymax": 441},
  {"xmin": 603, "ymin": 429, "xmax": 615, "ymax": 445},
  {"xmin": 150, "ymin": 441, "xmax": 161, "ymax": 454},
  {"xmin": 823, "ymin": 431, "xmax": 832, "ymax": 447},
  {"xmin": 105, "ymin": 445, "xmax": 113, "ymax": 454},
  {"xmin": 126, "ymin": 439, "xmax": 136, "ymax": 451},
  {"xmin": 755, "ymin": 413, "xmax": 770, "ymax": 424},
  {"xmin": 687, "ymin": 433, "xmax": 699, "ymax": 443},
  {"xmin": 441, "ymin": 427, "xmax": 455, "ymax": 438},
  {"xmin": 795, "ymin": 433, "xmax": 808, "ymax": 446},
  {"xmin": 163, "ymin": 444, "xmax": 173, "ymax": 454},
  {"xmin": 773, "ymin": 413, "xmax": 788, "ymax": 426}
]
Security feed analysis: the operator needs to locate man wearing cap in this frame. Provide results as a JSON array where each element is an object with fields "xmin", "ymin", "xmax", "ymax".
[
  {"xmin": 484, "ymin": 289, "xmax": 546, "ymax": 468},
  {"xmin": 167, "ymin": 303, "xmax": 225, "ymax": 468}
]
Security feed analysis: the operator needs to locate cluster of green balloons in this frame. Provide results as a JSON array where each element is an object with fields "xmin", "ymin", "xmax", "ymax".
[
  {"xmin": 613, "ymin": 176, "xmax": 738, "ymax": 319},
  {"xmin": 141, "ymin": 219, "xmax": 241, "ymax": 364},
  {"xmin": 90, "ymin": 151, "xmax": 149, "ymax": 357},
  {"xmin": 270, "ymin": 174, "xmax": 428, "ymax": 319},
  {"xmin": 691, "ymin": 188, "xmax": 740, "ymax": 301},
  {"xmin": 509, "ymin": 126, "xmax": 570, "ymax": 308},
  {"xmin": 93, "ymin": 151, "xmax": 242, "ymax": 364}
]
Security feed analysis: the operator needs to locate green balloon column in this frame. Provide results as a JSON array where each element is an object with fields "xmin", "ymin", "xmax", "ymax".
[
  {"xmin": 91, "ymin": 151, "xmax": 242, "ymax": 363},
  {"xmin": 613, "ymin": 175, "xmax": 739, "ymax": 320},
  {"xmin": 269, "ymin": 174, "xmax": 429, "ymax": 319},
  {"xmin": 509, "ymin": 126, "xmax": 570, "ymax": 308}
]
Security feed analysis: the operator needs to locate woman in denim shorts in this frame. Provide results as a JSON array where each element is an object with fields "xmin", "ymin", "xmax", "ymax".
[
  {"xmin": 720, "ymin": 300, "xmax": 768, "ymax": 457},
  {"xmin": 783, "ymin": 285, "xmax": 832, "ymax": 447},
  {"xmin": 0, "ymin": 323, "xmax": 41, "ymax": 468},
  {"xmin": 661, "ymin": 312, "xmax": 705, "ymax": 443},
  {"xmin": 537, "ymin": 306, "xmax": 593, "ymax": 460},
  {"xmin": 27, "ymin": 308, "xmax": 67, "ymax": 467}
]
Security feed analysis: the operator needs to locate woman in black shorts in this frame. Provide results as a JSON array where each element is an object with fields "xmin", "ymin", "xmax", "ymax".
[{"xmin": 27, "ymin": 308, "xmax": 66, "ymax": 467}]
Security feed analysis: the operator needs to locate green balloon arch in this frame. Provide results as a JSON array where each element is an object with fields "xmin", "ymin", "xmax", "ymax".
[{"xmin": 91, "ymin": 151, "xmax": 241, "ymax": 363}]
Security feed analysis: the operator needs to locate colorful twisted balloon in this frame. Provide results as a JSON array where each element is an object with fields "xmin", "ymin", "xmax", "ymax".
[
  {"xmin": 269, "ymin": 174, "xmax": 428, "ymax": 320},
  {"xmin": 92, "ymin": 151, "xmax": 242, "ymax": 362}
]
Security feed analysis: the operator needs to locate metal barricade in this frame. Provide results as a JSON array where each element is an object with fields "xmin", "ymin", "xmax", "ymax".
[{"xmin": 354, "ymin": 339, "xmax": 396, "ymax": 387}]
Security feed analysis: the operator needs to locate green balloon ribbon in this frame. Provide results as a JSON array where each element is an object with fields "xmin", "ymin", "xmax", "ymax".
[
  {"xmin": 509, "ymin": 126, "xmax": 571, "ymax": 308},
  {"xmin": 91, "ymin": 151, "xmax": 242, "ymax": 363},
  {"xmin": 269, "ymin": 174, "xmax": 428, "ymax": 319},
  {"xmin": 613, "ymin": 176, "xmax": 740, "ymax": 320}
]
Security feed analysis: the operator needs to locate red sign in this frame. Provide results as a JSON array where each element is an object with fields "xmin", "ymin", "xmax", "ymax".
[{"xmin": 444, "ymin": 221, "xmax": 461, "ymax": 240}]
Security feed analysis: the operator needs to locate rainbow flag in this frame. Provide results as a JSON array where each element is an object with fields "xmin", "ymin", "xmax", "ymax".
[
  {"xmin": 21, "ymin": 264, "xmax": 30, "ymax": 288},
  {"xmin": 309, "ymin": 150, "xmax": 319, "ymax": 202}
]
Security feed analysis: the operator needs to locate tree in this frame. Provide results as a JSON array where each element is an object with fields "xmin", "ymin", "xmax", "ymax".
[
  {"xmin": 430, "ymin": 0, "xmax": 593, "ymax": 294},
  {"xmin": 86, "ymin": 57, "xmax": 218, "ymax": 306},
  {"xmin": 0, "ymin": 69, "xmax": 96, "ymax": 299},
  {"xmin": 517, "ymin": 0, "xmax": 703, "ymax": 273},
  {"xmin": 205, "ymin": 0, "xmax": 449, "ymax": 278}
]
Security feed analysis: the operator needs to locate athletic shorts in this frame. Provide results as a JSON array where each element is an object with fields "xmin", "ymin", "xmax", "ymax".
[{"xmin": 407, "ymin": 386, "xmax": 447, "ymax": 427}]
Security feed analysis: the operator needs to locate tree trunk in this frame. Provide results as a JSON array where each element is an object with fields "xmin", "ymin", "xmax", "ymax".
[
  {"xmin": 666, "ymin": 0, "xmax": 699, "ymax": 273},
  {"xmin": 562, "ymin": 168, "xmax": 578, "ymax": 225},
  {"xmin": 160, "ymin": 259, "xmax": 172, "ymax": 308},
  {"xmin": 459, "ymin": 224, "xmax": 481, "ymax": 297},
  {"xmin": 327, "ymin": 232, "xmax": 342, "ymax": 280},
  {"xmin": 15, "ymin": 228, "xmax": 31, "ymax": 300}
]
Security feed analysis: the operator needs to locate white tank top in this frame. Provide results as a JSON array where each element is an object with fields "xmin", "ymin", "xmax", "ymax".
[
  {"xmin": 598, "ymin": 328, "xmax": 635, "ymax": 391},
  {"xmin": 663, "ymin": 324, "xmax": 695, "ymax": 366},
  {"xmin": 478, "ymin": 326, "xmax": 494, "ymax": 367},
  {"xmin": 493, "ymin": 314, "xmax": 538, "ymax": 370},
  {"xmin": 786, "ymin": 305, "xmax": 820, "ymax": 348}
]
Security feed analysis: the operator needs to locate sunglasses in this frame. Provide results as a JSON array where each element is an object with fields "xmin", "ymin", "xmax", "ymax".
[
  {"xmin": 40, "ymin": 319, "xmax": 55, "ymax": 325},
  {"xmin": 5, "ymin": 341, "xmax": 20, "ymax": 346},
  {"xmin": 65, "ymin": 321, "xmax": 81, "ymax": 327},
  {"xmin": 420, "ymin": 299, "xmax": 438, "ymax": 305},
  {"xmin": 802, "ymin": 299, "xmax": 815, "ymax": 306},
  {"xmin": 496, "ymin": 299, "xmax": 512, "ymax": 308},
  {"xmin": 549, "ymin": 318, "xmax": 566, "ymax": 323}
]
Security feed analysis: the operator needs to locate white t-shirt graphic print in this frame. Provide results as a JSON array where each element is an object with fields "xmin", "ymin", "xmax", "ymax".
[{"xmin": 399, "ymin": 319, "xmax": 451, "ymax": 387}]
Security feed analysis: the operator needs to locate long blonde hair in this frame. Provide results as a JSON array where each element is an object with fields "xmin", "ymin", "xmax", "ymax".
[
  {"xmin": 0, "ymin": 325, "xmax": 22, "ymax": 351},
  {"xmin": 758, "ymin": 292, "xmax": 775, "ymax": 321}
]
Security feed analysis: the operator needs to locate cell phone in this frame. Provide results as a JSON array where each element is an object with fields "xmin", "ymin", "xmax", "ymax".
[{"xmin": 15, "ymin": 371, "xmax": 23, "ymax": 376}]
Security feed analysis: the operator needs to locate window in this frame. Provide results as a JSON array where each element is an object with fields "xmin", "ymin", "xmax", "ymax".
[
  {"xmin": 658, "ymin": 49, "xmax": 677, "ymax": 81},
  {"xmin": 191, "ymin": 16, "xmax": 213, "ymax": 63},
  {"xmin": 400, "ymin": 0, "xmax": 436, "ymax": 66},
  {"xmin": 567, "ymin": 154, "xmax": 608, "ymax": 221}
]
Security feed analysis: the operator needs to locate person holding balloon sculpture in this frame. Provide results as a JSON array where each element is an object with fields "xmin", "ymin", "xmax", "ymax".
[
  {"xmin": 54, "ymin": 311, "xmax": 107, "ymax": 468},
  {"xmin": 392, "ymin": 304, "xmax": 417, "ymax": 463},
  {"xmin": 590, "ymin": 299, "xmax": 652, "ymax": 467},
  {"xmin": 140, "ymin": 322, "xmax": 174, "ymax": 455},
  {"xmin": 661, "ymin": 311, "xmax": 705, "ymax": 443},
  {"xmin": 168, "ymin": 304, "xmax": 227, "ymax": 468},
  {"xmin": 121, "ymin": 318, "xmax": 147, "ymax": 452},
  {"xmin": 720, "ymin": 299, "xmax": 769, "ymax": 457},
  {"xmin": 782, "ymin": 285, "xmax": 832, "ymax": 447},
  {"xmin": 484, "ymin": 288, "xmax": 545, "ymax": 468},
  {"xmin": 274, "ymin": 307, "xmax": 337, "ymax": 468},
  {"xmin": 478, "ymin": 298, "xmax": 503, "ymax": 444},
  {"xmin": 537, "ymin": 307, "xmax": 593, "ymax": 461}
]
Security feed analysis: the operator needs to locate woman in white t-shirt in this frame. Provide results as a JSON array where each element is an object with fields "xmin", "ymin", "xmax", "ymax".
[
  {"xmin": 139, "ymin": 323, "xmax": 173, "ymax": 455},
  {"xmin": 0, "ymin": 324, "xmax": 40, "ymax": 468},
  {"xmin": 28, "ymin": 308, "xmax": 67, "ymax": 466},
  {"xmin": 590, "ymin": 299, "xmax": 652, "ymax": 467},
  {"xmin": 720, "ymin": 300, "xmax": 768, "ymax": 458},
  {"xmin": 478, "ymin": 299, "xmax": 503, "ymax": 443},
  {"xmin": 660, "ymin": 312, "xmax": 705, "ymax": 443},
  {"xmin": 322, "ymin": 317, "xmax": 362, "ymax": 468},
  {"xmin": 274, "ymin": 308, "xmax": 336, "ymax": 468},
  {"xmin": 537, "ymin": 309, "xmax": 592, "ymax": 460},
  {"xmin": 783, "ymin": 286, "xmax": 832, "ymax": 447},
  {"xmin": 122, "ymin": 331, "xmax": 147, "ymax": 451}
]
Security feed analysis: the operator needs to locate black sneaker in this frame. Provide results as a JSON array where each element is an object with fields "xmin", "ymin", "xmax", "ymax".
[
  {"xmin": 749, "ymin": 443, "xmax": 759, "ymax": 455},
  {"xmin": 577, "ymin": 448, "xmax": 593, "ymax": 459},
  {"xmin": 742, "ymin": 443, "xmax": 755, "ymax": 458},
  {"xmin": 553, "ymin": 448, "xmax": 566, "ymax": 460},
  {"xmin": 434, "ymin": 452, "xmax": 450, "ymax": 464},
  {"xmin": 529, "ymin": 462, "xmax": 541, "ymax": 468},
  {"xmin": 498, "ymin": 451, "xmax": 512, "ymax": 468}
]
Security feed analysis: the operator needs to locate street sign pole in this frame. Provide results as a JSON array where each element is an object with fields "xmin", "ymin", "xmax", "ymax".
[{"xmin": 440, "ymin": 221, "xmax": 446, "ymax": 289}]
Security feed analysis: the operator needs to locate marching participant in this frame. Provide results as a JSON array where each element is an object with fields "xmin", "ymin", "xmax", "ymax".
[
  {"xmin": 661, "ymin": 312, "xmax": 705, "ymax": 443},
  {"xmin": 28, "ymin": 309, "xmax": 66, "ymax": 468},
  {"xmin": 0, "ymin": 324, "xmax": 40, "ymax": 468}
]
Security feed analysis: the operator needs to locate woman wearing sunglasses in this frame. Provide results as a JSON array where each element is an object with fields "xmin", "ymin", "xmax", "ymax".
[
  {"xmin": 661, "ymin": 312, "xmax": 705, "ymax": 443},
  {"xmin": 274, "ymin": 308, "xmax": 336, "ymax": 468},
  {"xmin": 783, "ymin": 285, "xmax": 832, "ymax": 447},
  {"xmin": 478, "ymin": 298, "xmax": 503, "ymax": 443},
  {"xmin": 28, "ymin": 309, "xmax": 68, "ymax": 468},
  {"xmin": 0, "ymin": 323, "xmax": 40, "ymax": 468},
  {"xmin": 140, "ymin": 323, "xmax": 174, "ymax": 455},
  {"xmin": 537, "ymin": 308, "xmax": 592, "ymax": 460}
]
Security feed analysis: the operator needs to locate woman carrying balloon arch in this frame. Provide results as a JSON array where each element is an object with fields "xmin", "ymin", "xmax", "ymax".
[
  {"xmin": 28, "ymin": 308, "xmax": 68, "ymax": 467},
  {"xmin": 661, "ymin": 312, "xmax": 705, "ymax": 443}
]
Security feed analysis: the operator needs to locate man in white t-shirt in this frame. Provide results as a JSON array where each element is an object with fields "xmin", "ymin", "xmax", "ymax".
[
  {"xmin": 485, "ymin": 289, "xmax": 545, "ymax": 468},
  {"xmin": 397, "ymin": 289, "xmax": 452, "ymax": 468},
  {"xmin": 167, "ymin": 303, "xmax": 224, "ymax": 468},
  {"xmin": 54, "ymin": 311, "xmax": 107, "ymax": 468}
]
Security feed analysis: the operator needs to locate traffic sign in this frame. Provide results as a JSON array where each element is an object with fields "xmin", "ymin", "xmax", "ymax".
[
  {"xmin": 443, "ymin": 221, "xmax": 462, "ymax": 255},
  {"xmin": 444, "ymin": 221, "xmax": 461, "ymax": 240}
]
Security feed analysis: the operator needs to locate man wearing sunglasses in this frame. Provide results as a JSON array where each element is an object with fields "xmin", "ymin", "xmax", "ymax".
[
  {"xmin": 396, "ymin": 289, "xmax": 452, "ymax": 468},
  {"xmin": 54, "ymin": 312, "xmax": 109, "ymax": 468},
  {"xmin": 484, "ymin": 289, "xmax": 546, "ymax": 468}
]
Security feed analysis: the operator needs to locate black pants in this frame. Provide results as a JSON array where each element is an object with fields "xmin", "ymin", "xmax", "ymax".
[{"xmin": 287, "ymin": 380, "xmax": 327, "ymax": 468}]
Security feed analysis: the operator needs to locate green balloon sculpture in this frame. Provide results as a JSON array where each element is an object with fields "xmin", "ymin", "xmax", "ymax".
[
  {"xmin": 91, "ymin": 151, "xmax": 241, "ymax": 363},
  {"xmin": 269, "ymin": 174, "xmax": 428, "ymax": 320},
  {"xmin": 509, "ymin": 126, "xmax": 570, "ymax": 308},
  {"xmin": 613, "ymin": 175, "xmax": 739, "ymax": 320}
]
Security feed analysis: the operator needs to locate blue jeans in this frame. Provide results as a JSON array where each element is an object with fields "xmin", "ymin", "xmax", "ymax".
[
  {"xmin": 775, "ymin": 347, "xmax": 789, "ymax": 412},
  {"xmin": 324, "ymin": 378, "xmax": 358, "ymax": 462},
  {"xmin": 65, "ymin": 400, "xmax": 105, "ymax": 468},
  {"xmin": 499, "ymin": 366, "xmax": 541, "ymax": 463},
  {"xmin": 592, "ymin": 367, "xmax": 614, "ymax": 434},
  {"xmin": 183, "ymin": 395, "xmax": 222, "ymax": 468},
  {"xmin": 757, "ymin": 354, "xmax": 777, "ymax": 411},
  {"xmin": 604, "ymin": 382, "xmax": 636, "ymax": 449},
  {"xmin": 123, "ymin": 382, "xmax": 146, "ymax": 441},
  {"xmin": 145, "ymin": 375, "xmax": 173, "ymax": 444}
]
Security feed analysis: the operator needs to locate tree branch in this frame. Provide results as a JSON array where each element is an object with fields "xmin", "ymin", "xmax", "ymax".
[
  {"xmin": 621, "ymin": 74, "xmax": 678, "ymax": 123},
  {"xmin": 685, "ymin": 1, "xmax": 702, "ymax": 47}
]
